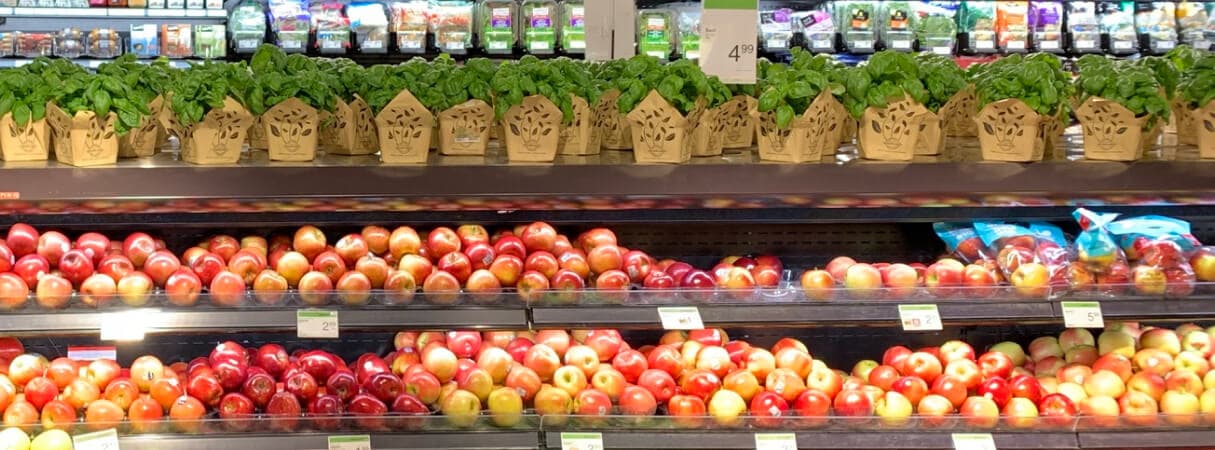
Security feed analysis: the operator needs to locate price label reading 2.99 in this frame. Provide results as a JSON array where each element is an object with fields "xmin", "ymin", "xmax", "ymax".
[
  {"xmin": 699, "ymin": 0, "xmax": 758, "ymax": 84},
  {"xmin": 298, "ymin": 310, "xmax": 339, "ymax": 339}
]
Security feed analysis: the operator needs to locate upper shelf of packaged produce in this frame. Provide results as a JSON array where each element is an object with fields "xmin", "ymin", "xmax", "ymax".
[{"xmin": 2, "ymin": 149, "xmax": 1215, "ymax": 224}]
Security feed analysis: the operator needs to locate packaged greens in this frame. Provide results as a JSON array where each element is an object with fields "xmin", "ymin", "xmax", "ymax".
[
  {"xmin": 479, "ymin": 0, "xmax": 517, "ymax": 54},
  {"xmin": 794, "ymin": 8, "xmax": 836, "ymax": 52},
  {"xmin": 1066, "ymin": 2, "xmax": 1101, "ymax": 53},
  {"xmin": 637, "ymin": 9, "xmax": 674, "ymax": 59},
  {"xmin": 389, "ymin": 1, "xmax": 429, "ymax": 53},
  {"xmin": 880, "ymin": 1, "xmax": 915, "ymax": 51},
  {"xmin": 836, "ymin": 0, "xmax": 877, "ymax": 53},
  {"xmin": 432, "ymin": 0, "xmax": 475, "ymax": 54},
  {"xmin": 194, "ymin": 24, "xmax": 227, "ymax": 59},
  {"xmin": 269, "ymin": 0, "xmax": 309, "ymax": 53},
  {"xmin": 759, "ymin": 7, "xmax": 794, "ymax": 51},
  {"xmin": 1029, "ymin": 1, "xmax": 1062, "ymax": 52},
  {"xmin": 995, "ymin": 1, "xmax": 1028, "ymax": 52},
  {"xmin": 958, "ymin": 0, "xmax": 996, "ymax": 53},
  {"xmin": 348, "ymin": 2, "xmax": 389, "ymax": 52},
  {"xmin": 914, "ymin": 1, "xmax": 958, "ymax": 54},
  {"xmin": 1099, "ymin": 1, "xmax": 1137, "ymax": 54},
  {"xmin": 1177, "ymin": 2, "xmax": 1208, "ymax": 50},
  {"xmin": 310, "ymin": 0, "xmax": 350, "ymax": 54},
  {"xmin": 672, "ymin": 3, "xmax": 700, "ymax": 60},
  {"xmin": 523, "ymin": 0, "xmax": 558, "ymax": 54},
  {"xmin": 229, "ymin": 0, "xmax": 268, "ymax": 53},
  {"xmin": 1135, "ymin": 1, "xmax": 1177, "ymax": 53},
  {"xmin": 561, "ymin": 0, "xmax": 586, "ymax": 53}
]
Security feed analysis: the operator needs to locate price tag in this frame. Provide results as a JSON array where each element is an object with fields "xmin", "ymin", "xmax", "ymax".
[
  {"xmin": 489, "ymin": 40, "xmax": 509, "ymax": 50},
  {"xmin": 932, "ymin": 46, "xmax": 951, "ymax": 55},
  {"xmin": 1061, "ymin": 301, "xmax": 1104, "ymax": 329},
  {"xmin": 766, "ymin": 39, "xmax": 787, "ymax": 49},
  {"xmin": 1075, "ymin": 39, "xmax": 1095, "ymax": 49},
  {"xmin": 852, "ymin": 40, "xmax": 873, "ymax": 49},
  {"xmin": 297, "ymin": 310, "xmax": 339, "ymax": 338},
  {"xmin": 238, "ymin": 39, "xmax": 260, "ymax": 49},
  {"xmin": 362, "ymin": 40, "xmax": 383, "ymax": 50},
  {"xmin": 569, "ymin": 40, "xmax": 585, "ymax": 49},
  {"xmin": 281, "ymin": 40, "xmax": 302, "ymax": 50},
  {"xmin": 328, "ymin": 435, "xmax": 370, "ymax": 450},
  {"xmin": 1156, "ymin": 40, "xmax": 1176, "ymax": 50},
  {"xmin": 322, "ymin": 40, "xmax": 343, "ymax": 50},
  {"xmin": 1039, "ymin": 40, "xmax": 1059, "ymax": 50},
  {"xmin": 811, "ymin": 39, "xmax": 832, "ymax": 48},
  {"xmin": 68, "ymin": 346, "xmax": 117, "ymax": 361},
  {"xmin": 560, "ymin": 432, "xmax": 604, "ymax": 450},
  {"xmin": 699, "ymin": 0, "xmax": 758, "ymax": 84},
  {"xmin": 754, "ymin": 433, "xmax": 797, "ymax": 450},
  {"xmin": 530, "ymin": 41, "xmax": 551, "ymax": 51},
  {"xmin": 952, "ymin": 433, "xmax": 997, "ymax": 450},
  {"xmin": 445, "ymin": 41, "xmax": 466, "ymax": 50},
  {"xmin": 975, "ymin": 40, "xmax": 994, "ymax": 49},
  {"xmin": 891, "ymin": 39, "xmax": 911, "ymax": 49},
  {"xmin": 657, "ymin": 307, "xmax": 704, "ymax": 330},
  {"xmin": 1005, "ymin": 40, "xmax": 1026, "ymax": 50},
  {"xmin": 401, "ymin": 39, "xmax": 423, "ymax": 49},
  {"xmin": 898, "ymin": 304, "xmax": 942, "ymax": 331},
  {"xmin": 73, "ymin": 428, "xmax": 119, "ymax": 450},
  {"xmin": 1113, "ymin": 40, "xmax": 1134, "ymax": 50},
  {"xmin": 100, "ymin": 311, "xmax": 149, "ymax": 341}
]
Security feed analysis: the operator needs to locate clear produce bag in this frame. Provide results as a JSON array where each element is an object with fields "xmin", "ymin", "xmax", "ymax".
[
  {"xmin": 934, "ymin": 222, "xmax": 992, "ymax": 264},
  {"xmin": 1029, "ymin": 1, "xmax": 1063, "ymax": 53},
  {"xmin": 974, "ymin": 221, "xmax": 1068, "ymax": 285},
  {"xmin": 389, "ymin": 0, "xmax": 430, "ymax": 53},
  {"xmin": 480, "ymin": 0, "xmax": 517, "ymax": 54},
  {"xmin": 432, "ymin": 1, "xmax": 475, "ymax": 54},
  {"xmin": 1067, "ymin": 1, "xmax": 1101, "ymax": 53},
  {"xmin": 637, "ymin": 9, "xmax": 674, "ymax": 59},
  {"xmin": 230, "ymin": 0, "xmax": 268, "ymax": 53},
  {"xmin": 794, "ymin": 9, "xmax": 836, "ymax": 53},
  {"xmin": 673, "ymin": 3, "xmax": 700, "ymax": 60},
  {"xmin": 311, "ymin": 0, "xmax": 351, "ymax": 53},
  {"xmin": 879, "ymin": 1, "xmax": 915, "ymax": 51},
  {"xmin": 561, "ymin": 0, "xmax": 586, "ymax": 53},
  {"xmin": 1107, "ymin": 215, "xmax": 1202, "ymax": 296},
  {"xmin": 836, "ymin": 1, "xmax": 876, "ymax": 53},
  {"xmin": 759, "ymin": 7, "xmax": 795, "ymax": 52},
  {"xmin": 523, "ymin": 0, "xmax": 559, "ymax": 54},
  {"xmin": 1099, "ymin": 1, "xmax": 1137, "ymax": 54},
  {"xmin": 1177, "ymin": 1, "xmax": 1209, "ymax": 50},
  {"xmin": 958, "ymin": 0, "xmax": 996, "ymax": 53},
  {"xmin": 913, "ymin": 1, "xmax": 957, "ymax": 55},
  {"xmin": 270, "ymin": 0, "xmax": 311, "ymax": 52},
  {"xmin": 1135, "ymin": 1, "xmax": 1177, "ymax": 53},
  {"xmin": 995, "ymin": 1, "xmax": 1029, "ymax": 53}
]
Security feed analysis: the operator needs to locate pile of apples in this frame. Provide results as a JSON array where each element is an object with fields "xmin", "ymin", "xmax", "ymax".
[
  {"xmin": 797, "ymin": 256, "xmax": 1035, "ymax": 299},
  {"xmin": 0, "ymin": 222, "xmax": 792, "ymax": 309}
]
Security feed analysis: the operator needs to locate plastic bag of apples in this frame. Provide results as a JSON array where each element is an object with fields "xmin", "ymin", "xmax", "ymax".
[
  {"xmin": 1068, "ymin": 208, "xmax": 1132, "ymax": 293},
  {"xmin": 972, "ymin": 221, "xmax": 1071, "ymax": 298},
  {"xmin": 1107, "ymin": 214, "xmax": 1202, "ymax": 297}
]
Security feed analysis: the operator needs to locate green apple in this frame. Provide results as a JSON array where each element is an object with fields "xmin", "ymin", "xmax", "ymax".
[
  {"xmin": 30, "ymin": 429, "xmax": 71, "ymax": 450},
  {"xmin": 487, "ymin": 387, "xmax": 524, "ymax": 428},
  {"xmin": 0, "ymin": 428, "xmax": 30, "ymax": 450}
]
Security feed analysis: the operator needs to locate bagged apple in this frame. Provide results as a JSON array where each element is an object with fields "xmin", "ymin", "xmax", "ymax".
[
  {"xmin": 974, "ymin": 222, "xmax": 1059, "ymax": 297},
  {"xmin": 933, "ymin": 223, "xmax": 991, "ymax": 263},
  {"xmin": 1068, "ymin": 208, "xmax": 1130, "ymax": 293},
  {"xmin": 1107, "ymin": 215, "xmax": 1200, "ymax": 297},
  {"xmin": 1027, "ymin": 223, "xmax": 1072, "ymax": 288}
]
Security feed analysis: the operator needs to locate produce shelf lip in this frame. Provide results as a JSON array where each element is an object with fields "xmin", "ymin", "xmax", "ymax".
[
  {"xmin": 1075, "ymin": 430, "xmax": 1215, "ymax": 448},
  {"xmin": 3, "ymin": 151, "xmax": 1215, "ymax": 202}
]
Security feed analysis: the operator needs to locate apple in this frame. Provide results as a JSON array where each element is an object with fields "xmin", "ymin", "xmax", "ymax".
[
  {"xmin": 24, "ymin": 376, "xmax": 57, "ymax": 410},
  {"xmin": 1078, "ymin": 395, "xmax": 1120, "ymax": 428},
  {"xmin": 916, "ymin": 394, "xmax": 955, "ymax": 428},
  {"xmin": 667, "ymin": 394, "xmax": 708, "ymax": 428},
  {"xmin": 1134, "ymin": 348, "xmax": 1176, "ymax": 376},
  {"xmin": 833, "ymin": 389, "xmax": 873, "ymax": 416},
  {"xmin": 36, "ymin": 231, "xmax": 70, "ymax": 269},
  {"xmin": 959, "ymin": 396, "xmax": 1000, "ymax": 428},
  {"xmin": 29, "ymin": 429, "xmax": 72, "ymax": 450},
  {"xmin": 618, "ymin": 384, "xmax": 657, "ymax": 416},
  {"xmin": 978, "ymin": 351, "xmax": 1014, "ymax": 379},
  {"xmin": 10, "ymin": 255, "xmax": 47, "ymax": 290},
  {"xmin": 349, "ymin": 393, "xmax": 391, "ymax": 430},
  {"xmin": 78, "ymin": 273, "xmax": 117, "ymax": 308},
  {"xmin": 1038, "ymin": 392, "xmax": 1078, "ymax": 427},
  {"xmin": 637, "ymin": 369, "xmax": 677, "ymax": 403},
  {"xmin": 843, "ymin": 263, "xmax": 882, "ymax": 292},
  {"xmin": 1002, "ymin": 397, "xmax": 1039, "ymax": 428},
  {"xmin": 874, "ymin": 391, "xmax": 914, "ymax": 425}
]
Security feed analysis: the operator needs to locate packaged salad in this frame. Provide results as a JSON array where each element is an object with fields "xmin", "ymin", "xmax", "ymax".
[
  {"xmin": 229, "ymin": 0, "xmax": 268, "ymax": 53},
  {"xmin": 760, "ymin": 7, "xmax": 795, "ymax": 51},
  {"xmin": 881, "ymin": 1, "xmax": 916, "ymax": 51},
  {"xmin": 1177, "ymin": 2, "xmax": 1208, "ymax": 50},
  {"xmin": 523, "ymin": 0, "xmax": 558, "ymax": 54},
  {"xmin": 269, "ymin": 0, "xmax": 310, "ymax": 53},
  {"xmin": 995, "ymin": 1, "xmax": 1029, "ymax": 52},
  {"xmin": 672, "ymin": 3, "xmax": 700, "ymax": 60},
  {"xmin": 794, "ymin": 8, "xmax": 836, "ymax": 53},
  {"xmin": 479, "ymin": 0, "xmax": 518, "ymax": 54},
  {"xmin": 914, "ymin": 1, "xmax": 958, "ymax": 55},
  {"xmin": 194, "ymin": 24, "xmax": 227, "ymax": 59},
  {"xmin": 432, "ymin": 0, "xmax": 475, "ymax": 54},
  {"xmin": 561, "ymin": 0, "xmax": 586, "ymax": 53},
  {"xmin": 1066, "ymin": 2, "xmax": 1101, "ymax": 53},
  {"xmin": 958, "ymin": 0, "xmax": 996, "ymax": 53},
  {"xmin": 836, "ymin": 0, "xmax": 877, "ymax": 53},
  {"xmin": 311, "ymin": 0, "xmax": 351, "ymax": 54},
  {"xmin": 349, "ymin": 2, "xmax": 389, "ymax": 53},
  {"xmin": 637, "ymin": 9, "xmax": 675, "ymax": 59},
  {"xmin": 1098, "ymin": 1, "xmax": 1137, "ymax": 54},
  {"xmin": 389, "ymin": 1, "xmax": 429, "ymax": 53},
  {"xmin": 1135, "ymin": 1, "xmax": 1177, "ymax": 54},
  {"xmin": 1029, "ymin": 1, "xmax": 1063, "ymax": 52}
]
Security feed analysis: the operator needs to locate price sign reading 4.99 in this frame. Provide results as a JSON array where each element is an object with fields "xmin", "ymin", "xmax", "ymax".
[
  {"xmin": 73, "ymin": 428, "xmax": 120, "ymax": 450},
  {"xmin": 699, "ymin": 0, "xmax": 758, "ymax": 84}
]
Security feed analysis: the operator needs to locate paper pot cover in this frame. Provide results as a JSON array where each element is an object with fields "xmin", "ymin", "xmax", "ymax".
[
  {"xmin": 559, "ymin": 95, "xmax": 601, "ymax": 156},
  {"xmin": 857, "ymin": 96, "xmax": 929, "ymax": 161},
  {"xmin": 376, "ymin": 89, "xmax": 434, "ymax": 164},
  {"xmin": 438, "ymin": 100, "xmax": 493, "ymax": 156},
  {"xmin": 329, "ymin": 97, "xmax": 379, "ymax": 155},
  {"xmin": 721, "ymin": 95, "xmax": 755, "ymax": 150},
  {"xmin": 160, "ymin": 97, "xmax": 254, "ymax": 165},
  {"xmin": 0, "ymin": 114, "xmax": 49, "ymax": 162},
  {"xmin": 597, "ymin": 90, "xmax": 632, "ymax": 150},
  {"xmin": 626, "ymin": 90, "xmax": 695, "ymax": 164},
  {"xmin": 264, "ymin": 97, "xmax": 319, "ymax": 162},
  {"xmin": 690, "ymin": 104, "xmax": 727, "ymax": 157},
  {"xmin": 1192, "ymin": 100, "xmax": 1215, "ymax": 159},
  {"xmin": 751, "ymin": 91, "xmax": 841, "ymax": 163},
  {"xmin": 974, "ymin": 99, "xmax": 1045, "ymax": 163},
  {"xmin": 504, "ymin": 95, "xmax": 562, "ymax": 163},
  {"xmin": 1075, "ymin": 97, "xmax": 1150, "ymax": 162},
  {"xmin": 118, "ymin": 96, "xmax": 164, "ymax": 158},
  {"xmin": 47, "ymin": 103, "xmax": 119, "ymax": 167}
]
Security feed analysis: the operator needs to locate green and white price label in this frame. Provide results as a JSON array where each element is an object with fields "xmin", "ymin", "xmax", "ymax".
[
  {"xmin": 898, "ymin": 304, "xmax": 942, "ymax": 331},
  {"xmin": 699, "ymin": 0, "xmax": 758, "ymax": 84},
  {"xmin": 328, "ymin": 435, "xmax": 371, "ymax": 450},
  {"xmin": 560, "ymin": 432, "xmax": 604, "ymax": 450},
  {"xmin": 658, "ymin": 306, "xmax": 705, "ymax": 330},
  {"xmin": 73, "ymin": 428, "xmax": 120, "ymax": 450},
  {"xmin": 952, "ymin": 433, "xmax": 997, "ymax": 450},
  {"xmin": 297, "ymin": 309, "xmax": 339, "ymax": 338},
  {"xmin": 754, "ymin": 433, "xmax": 797, "ymax": 450},
  {"xmin": 1061, "ymin": 301, "xmax": 1104, "ymax": 329}
]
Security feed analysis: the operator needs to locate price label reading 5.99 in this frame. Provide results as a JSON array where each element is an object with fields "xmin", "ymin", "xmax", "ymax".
[{"xmin": 699, "ymin": 0, "xmax": 758, "ymax": 84}]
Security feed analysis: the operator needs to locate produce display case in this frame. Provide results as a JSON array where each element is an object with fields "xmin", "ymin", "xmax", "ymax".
[{"xmin": 5, "ymin": 2, "xmax": 1215, "ymax": 450}]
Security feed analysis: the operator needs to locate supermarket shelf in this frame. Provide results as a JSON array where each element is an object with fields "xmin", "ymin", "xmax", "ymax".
[
  {"xmin": 541, "ymin": 430, "xmax": 1080, "ymax": 450},
  {"xmin": 1, "ymin": 150, "xmax": 1215, "ymax": 224},
  {"xmin": 0, "ymin": 7, "xmax": 227, "ymax": 18},
  {"xmin": 1075, "ymin": 430, "xmax": 1215, "ymax": 448},
  {"xmin": 118, "ymin": 431, "xmax": 541, "ymax": 450},
  {"xmin": 0, "ymin": 58, "xmax": 197, "ymax": 69},
  {"xmin": 1084, "ymin": 298, "xmax": 1215, "ymax": 321}
]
